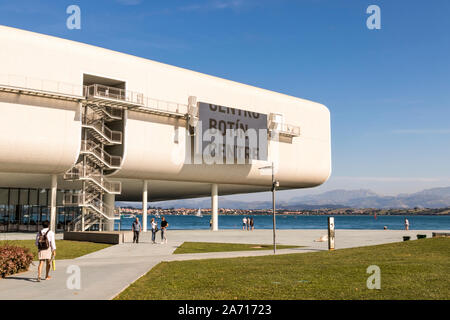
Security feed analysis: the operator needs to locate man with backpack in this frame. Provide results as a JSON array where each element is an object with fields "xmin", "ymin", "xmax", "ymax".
[{"xmin": 35, "ymin": 220, "xmax": 56, "ymax": 282}]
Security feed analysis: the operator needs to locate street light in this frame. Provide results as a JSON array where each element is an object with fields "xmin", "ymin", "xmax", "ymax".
[{"xmin": 259, "ymin": 162, "xmax": 279, "ymax": 254}]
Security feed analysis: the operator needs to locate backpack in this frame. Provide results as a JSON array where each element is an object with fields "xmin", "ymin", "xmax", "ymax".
[{"xmin": 37, "ymin": 229, "xmax": 51, "ymax": 250}]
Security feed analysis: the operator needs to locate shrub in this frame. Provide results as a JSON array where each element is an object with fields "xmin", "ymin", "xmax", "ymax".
[{"xmin": 0, "ymin": 244, "xmax": 34, "ymax": 278}]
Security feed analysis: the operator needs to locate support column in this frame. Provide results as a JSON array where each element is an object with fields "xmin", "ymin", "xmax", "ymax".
[
  {"xmin": 104, "ymin": 193, "xmax": 115, "ymax": 231},
  {"xmin": 81, "ymin": 208, "xmax": 85, "ymax": 231},
  {"xmin": 142, "ymin": 180, "xmax": 148, "ymax": 232},
  {"xmin": 211, "ymin": 183, "xmax": 218, "ymax": 231},
  {"xmin": 49, "ymin": 174, "xmax": 57, "ymax": 232}
]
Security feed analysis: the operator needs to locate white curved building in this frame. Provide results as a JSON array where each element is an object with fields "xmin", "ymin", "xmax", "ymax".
[{"xmin": 0, "ymin": 25, "xmax": 331, "ymax": 232}]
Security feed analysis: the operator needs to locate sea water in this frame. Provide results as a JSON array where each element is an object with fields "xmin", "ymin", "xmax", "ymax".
[{"xmin": 117, "ymin": 214, "xmax": 450, "ymax": 231}]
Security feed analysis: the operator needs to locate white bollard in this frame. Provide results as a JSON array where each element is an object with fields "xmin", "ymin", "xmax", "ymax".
[{"xmin": 328, "ymin": 217, "xmax": 335, "ymax": 250}]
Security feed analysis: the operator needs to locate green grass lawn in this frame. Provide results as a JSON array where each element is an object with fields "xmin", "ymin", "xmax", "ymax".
[
  {"xmin": 173, "ymin": 242, "xmax": 301, "ymax": 254},
  {"xmin": 0, "ymin": 240, "xmax": 112, "ymax": 260},
  {"xmin": 115, "ymin": 238, "xmax": 450, "ymax": 300}
]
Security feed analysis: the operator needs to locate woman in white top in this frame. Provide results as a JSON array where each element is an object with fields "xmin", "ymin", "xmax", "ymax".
[
  {"xmin": 151, "ymin": 218, "xmax": 158, "ymax": 244},
  {"xmin": 35, "ymin": 220, "xmax": 56, "ymax": 282}
]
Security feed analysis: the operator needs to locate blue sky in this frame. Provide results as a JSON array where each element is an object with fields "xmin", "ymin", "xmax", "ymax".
[{"xmin": 1, "ymin": 0, "xmax": 449, "ymax": 202}]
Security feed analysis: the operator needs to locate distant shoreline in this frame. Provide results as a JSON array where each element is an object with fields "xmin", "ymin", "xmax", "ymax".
[{"xmin": 119, "ymin": 206, "xmax": 450, "ymax": 216}]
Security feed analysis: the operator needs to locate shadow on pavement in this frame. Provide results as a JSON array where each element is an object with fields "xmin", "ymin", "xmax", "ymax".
[{"xmin": 4, "ymin": 276, "xmax": 38, "ymax": 282}]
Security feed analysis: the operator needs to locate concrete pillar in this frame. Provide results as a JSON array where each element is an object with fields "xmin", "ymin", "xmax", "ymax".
[
  {"xmin": 142, "ymin": 180, "xmax": 148, "ymax": 232},
  {"xmin": 49, "ymin": 174, "xmax": 57, "ymax": 232},
  {"xmin": 81, "ymin": 208, "xmax": 85, "ymax": 231},
  {"xmin": 104, "ymin": 193, "xmax": 115, "ymax": 231},
  {"xmin": 211, "ymin": 183, "xmax": 218, "ymax": 231}
]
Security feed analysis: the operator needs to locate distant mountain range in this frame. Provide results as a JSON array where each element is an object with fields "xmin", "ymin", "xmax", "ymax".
[{"xmin": 118, "ymin": 186, "xmax": 450, "ymax": 210}]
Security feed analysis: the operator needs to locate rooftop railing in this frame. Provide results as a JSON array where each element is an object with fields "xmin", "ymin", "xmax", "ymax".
[
  {"xmin": 143, "ymin": 96, "xmax": 188, "ymax": 115},
  {"xmin": 1, "ymin": 74, "xmax": 189, "ymax": 115},
  {"xmin": 268, "ymin": 121, "xmax": 301, "ymax": 137},
  {"xmin": 0, "ymin": 74, "xmax": 84, "ymax": 97},
  {"xmin": 86, "ymin": 84, "xmax": 144, "ymax": 106}
]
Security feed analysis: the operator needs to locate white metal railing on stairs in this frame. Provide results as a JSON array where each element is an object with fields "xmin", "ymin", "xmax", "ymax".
[
  {"xmin": 80, "ymin": 140, "xmax": 122, "ymax": 168},
  {"xmin": 64, "ymin": 163, "xmax": 121, "ymax": 194},
  {"xmin": 64, "ymin": 193, "xmax": 119, "ymax": 220},
  {"xmin": 87, "ymin": 104, "xmax": 123, "ymax": 120},
  {"xmin": 83, "ymin": 116, "xmax": 123, "ymax": 144}
]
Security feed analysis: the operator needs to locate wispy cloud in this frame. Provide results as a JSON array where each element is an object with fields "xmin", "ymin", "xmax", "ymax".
[
  {"xmin": 178, "ymin": 0, "xmax": 248, "ymax": 12},
  {"xmin": 391, "ymin": 129, "xmax": 450, "ymax": 134},
  {"xmin": 116, "ymin": 0, "xmax": 143, "ymax": 5}
]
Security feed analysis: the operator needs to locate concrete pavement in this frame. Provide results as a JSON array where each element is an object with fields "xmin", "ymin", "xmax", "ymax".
[{"xmin": 0, "ymin": 229, "xmax": 444, "ymax": 300}]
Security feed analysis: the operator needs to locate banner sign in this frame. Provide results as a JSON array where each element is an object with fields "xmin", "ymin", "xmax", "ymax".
[{"xmin": 198, "ymin": 102, "xmax": 268, "ymax": 163}]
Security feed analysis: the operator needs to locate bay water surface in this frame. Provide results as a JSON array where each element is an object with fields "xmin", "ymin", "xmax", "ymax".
[{"xmin": 117, "ymin": 214, "xmax": 450, "ymax": 231}]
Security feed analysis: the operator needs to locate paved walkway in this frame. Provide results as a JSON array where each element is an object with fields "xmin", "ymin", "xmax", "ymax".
[{"xmin": 0, "ymin": 229, "xmax": 443, "ymax": 300}]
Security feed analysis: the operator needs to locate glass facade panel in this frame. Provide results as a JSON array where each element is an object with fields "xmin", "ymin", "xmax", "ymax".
[
  {"xmin": 29, "ymin": 189, "xmax": 38, "ymax": 205},
  {"xmin": 9, "ymin": 189, "xmax": 18, "ymax": 205},
  {"xmin": 30, "ymin": 206, "xmax": 40, "ymax": 226},
  {"xmin": 0, "ymin": 188, "xmax": 8, "ymax": 203},
  {"xmin": 40, "ymin": 206, "xmax": 49, "ymax": 223},
  {"xmin": 39, "ymin": 190, "xmax": 48, "ymax": 206},
  {"xmin": 0, "ymin": 188, "xmax": 85, "ymax": 232},
  {"xmin": 57, "ymin": 191, "xmax": 64, "ymax": 206},
  {"xmin": 19, "ymin": 189, "xmax": 29, "ymax": 205},
  {"xmin": 0, "ymin": 204, "xmax": 6, "ymax": 232}
]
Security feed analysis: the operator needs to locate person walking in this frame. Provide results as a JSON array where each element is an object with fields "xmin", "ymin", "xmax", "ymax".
[
  {"xmin": 35, "ymin": 220, "xmax": 56, "ymax": 282},
  {"xmin": 151, "ymin": 218, "xmax": 158, "ymax": 244},
  {"xmin": 246, "ymin": 217, "xmax": 250, "ymax": 231},
  {"xmin": 160, "ymin": 216, "xmax": 169, "ymax": 244},
  {"xmin": 132, "ymin": 217, "xmax": 142, "ymax": 243},
  {"xmin": 242, "ymin": 217, "xmax": 247, "ymax": 231},
  {"xmin": 404, "ymin": 218, "xmax": 410, "ymax": 231},
  {"xmin": 250, "ymin": 217, "xmax": 254, "ymax": 231}
]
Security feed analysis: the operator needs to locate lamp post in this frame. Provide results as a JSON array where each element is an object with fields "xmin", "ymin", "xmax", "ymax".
[{"xmin": 259, "ymin": 162, "xmax": 279, "ymax": 254}]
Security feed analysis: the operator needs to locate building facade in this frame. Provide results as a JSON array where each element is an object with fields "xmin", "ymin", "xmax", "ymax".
[{"xmin": 0, "ymin": 25, "xmax": 331, "ymax": 232}]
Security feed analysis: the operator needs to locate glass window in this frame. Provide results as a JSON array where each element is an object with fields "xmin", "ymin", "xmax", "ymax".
[
  {"xmin": 30, "ymin": 206, "xmax": 39, "ymax": 226},
  {"xmin": 40, "ymin": 206, "xmax": 49, "ymax": 223},
  {"xmin": 22, "ymin": 205, "xmax": 31, "ymax": 225},
  {"xmin": 57, "ymin": 191, "xmax": 64, "ymax": 206},
  {"xmin": 0, "ymin": 188, "xmax": 8, "ymax": 204},
  {"xmin": 39, "ymin": 189, "xmax": 48, "ymax": 206},
  {"xmin": 8, "ymin": 205, "xmax": 16, "ymax": 224},
  {"xmin": 29, "ymin": 189, "xmax": 38, "ymax": 205},
  {"xmin": 9, "ymin": 189, "xmax": 19, "ymax": 205},
  {"xmin": 20, "ymin": 189, "xmax": 29, "ymax": 205},
  {"xmin": 0, "ymin": 204, "xmax": 6, "ymax": 228}
]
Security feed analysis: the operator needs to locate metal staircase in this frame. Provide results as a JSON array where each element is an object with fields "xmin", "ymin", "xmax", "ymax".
[
  {"xmin": 0, "ymin": 75, "xmax": 191, "ymax": 232},
  {"xmin": 64, "ymin": 87, "xmax": 126, "ymax": 231}
]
